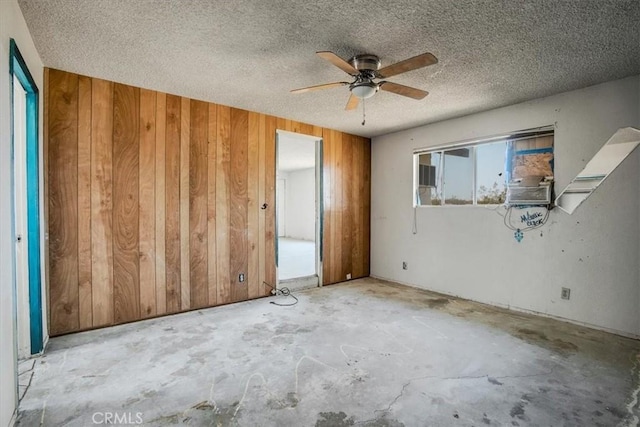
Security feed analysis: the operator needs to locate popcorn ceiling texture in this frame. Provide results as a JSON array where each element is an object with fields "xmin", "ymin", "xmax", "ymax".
[{"xmin": 17, "ymin": 0, "xmax": 640, "ymax": 137}]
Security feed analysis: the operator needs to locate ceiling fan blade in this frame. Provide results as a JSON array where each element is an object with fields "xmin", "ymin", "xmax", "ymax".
[
  {"xmin": 379, "ymin": 81, "xmax": 429, "ymax": 100},
  {"xmin": 377, "ymin": 52, "xmax": 438, "ymax": 78},
  {"xmin": 291, "ymin": 81, "xmax": 349, "ymax": 94},
  {"xmin": 345, "ymin": 93, "xmax": 359, "ymax": 110},
  {"xmin": 317, "ymin": 51, "xmax": 359, "ymax": 75}
]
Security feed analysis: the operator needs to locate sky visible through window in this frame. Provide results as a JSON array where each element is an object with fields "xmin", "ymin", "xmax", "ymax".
[
  {"xmin": 476, "ymin": 141, "xmax": 507, "ymax": 200},
  {"xmin": 441, "ymin": 141, "xmax": 506, "ymax": 201}
]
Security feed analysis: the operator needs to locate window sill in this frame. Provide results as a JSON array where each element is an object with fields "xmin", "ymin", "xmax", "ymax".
[{"xmin": 414, "ymin": 204, "xmax": 505, "ymax": 209}]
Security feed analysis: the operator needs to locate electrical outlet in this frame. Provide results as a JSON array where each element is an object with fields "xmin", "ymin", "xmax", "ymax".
[
  {"xmin": 239, "ymin": 273, "xmax": 245, "ymax": 283},
  {"xmin": 346, "ymin": 273, "xmax": 352, "ymax": 280},
  {"xmin": 561, "ymin": 287, "xmax": 570, "ymax": 300},
  {"xmin": 402, "ymin": 262, "xmax": 408, "ymax": 270}
]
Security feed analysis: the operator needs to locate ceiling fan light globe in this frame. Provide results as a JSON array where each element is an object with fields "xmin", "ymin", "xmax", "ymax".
[{"xmin": 351, "ymin": 83, "xmax": 377, "ymax": 99}]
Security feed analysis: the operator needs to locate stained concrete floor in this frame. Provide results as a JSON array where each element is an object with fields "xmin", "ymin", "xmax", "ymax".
[{"xmin": 17, "ymin": 278, "xmax": 640, "ymax": 426}]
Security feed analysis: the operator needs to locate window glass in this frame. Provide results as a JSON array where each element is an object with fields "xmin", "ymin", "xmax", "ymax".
[
  {"xmin": 443, "ymin": 148, "xmax": 473, "ymax": 205},
  {"xmin": 476, "ymin": 141, "xmax": 507, "ymax": 204}
]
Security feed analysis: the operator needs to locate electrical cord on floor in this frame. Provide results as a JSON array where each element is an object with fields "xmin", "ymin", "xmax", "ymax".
[{"xmin": 262, "ymin": 281, "xmax": 298, "ymax": 306}]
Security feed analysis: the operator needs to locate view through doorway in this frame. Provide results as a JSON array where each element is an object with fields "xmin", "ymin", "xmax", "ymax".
[{"xmin": 276, "ymin": 131, "xmax": 322, "ymax": 289}]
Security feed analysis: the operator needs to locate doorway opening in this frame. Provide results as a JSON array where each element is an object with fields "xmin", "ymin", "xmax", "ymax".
[
  {"xmin": 10, "ymin": 39, "xmax": 43, "ymax": 358},
  {"xmin": 276, "ymin": 131, "xmax": 322, "ymax": 290}
]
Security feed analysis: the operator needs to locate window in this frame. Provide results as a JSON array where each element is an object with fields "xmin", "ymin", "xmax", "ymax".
[
  {"xmin": 476, "ymin": 141, "xmax": 508, "ymax": 204},
  {"xmin": 414, "ymin": 128, "xmax": 554, "ymax": 207}
]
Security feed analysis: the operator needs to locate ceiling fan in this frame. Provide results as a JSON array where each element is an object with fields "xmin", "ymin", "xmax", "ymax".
[{"xmin": 291, "ymin": 51, "xmax": 438, "ymax": 111}]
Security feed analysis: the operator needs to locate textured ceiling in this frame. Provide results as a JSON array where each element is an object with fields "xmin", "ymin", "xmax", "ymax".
[{"xmin": 18, "ymin": 0, "xmax": 640, "ymax": 138}]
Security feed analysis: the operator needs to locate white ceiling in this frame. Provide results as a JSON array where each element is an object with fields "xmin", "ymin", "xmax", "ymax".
[
  {"xmin": 18, "ymin": 0, "xmax": 640, "ymax": 138},
  {"xmin": 277, "ymin": 132, "xmax": 317, "ymax": 173}
]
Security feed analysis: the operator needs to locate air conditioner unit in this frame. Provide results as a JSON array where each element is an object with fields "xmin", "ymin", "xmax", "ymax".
[
  {"xmin": 506, "ymin": 182, "xmax": 552, "ymax": 205},
  {"xmin": 419, "ymin": 164, "xmax": 436, "ymax": 187}
]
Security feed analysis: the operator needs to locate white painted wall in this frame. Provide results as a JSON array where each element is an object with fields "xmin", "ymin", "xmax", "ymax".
[
  {"xmin": 285, "ymin": 167, "xmax": 316, "ymax": 241},
  {"xmin": 1, "ymin": 1, "xmax": 44, "ymax": 425},
  {"xmin": 371, "ymin": 75, "xmax": 640, "ymax": 338}
]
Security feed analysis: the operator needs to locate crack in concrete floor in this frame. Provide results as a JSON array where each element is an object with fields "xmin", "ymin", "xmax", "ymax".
[{"xmin": 16, "ymin": 278, "xmax": 640, "ymax": 426}]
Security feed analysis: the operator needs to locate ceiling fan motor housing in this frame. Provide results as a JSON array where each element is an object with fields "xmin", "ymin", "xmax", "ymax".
[{"xmin": 349, "ymin": 54, "xmax": 381, "ymax": 73}]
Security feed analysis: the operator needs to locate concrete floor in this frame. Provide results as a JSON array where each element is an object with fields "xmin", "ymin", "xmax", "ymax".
[{"xmin": 17, "ymin": 278, "xmax": 640, "ymax": 426}]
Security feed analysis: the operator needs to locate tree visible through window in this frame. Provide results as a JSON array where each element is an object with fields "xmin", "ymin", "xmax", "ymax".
[{"xmin": 476, "ymin": 142, "xmax": 507, "ymax": 204}]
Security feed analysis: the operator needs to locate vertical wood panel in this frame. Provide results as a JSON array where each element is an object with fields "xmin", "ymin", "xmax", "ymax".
[
  {"xmin": 216, "ymin": 106, "xmax": 231, "ymax": 304},
  {"xmin": 112, "ymin": 83, "xmax": 140, "ymax": 324},
  {"xmin": 180, "ymin": 98, "xmax": 191, "ymax": 310},
  {"xmin": 90, "ymin": 78, "xmax": 114, "ymax": 327},
  {"xmin": 48, "ymin": 69, "xmax": 79, "ymax": 334},
  {"xmin": 342, "ymin": 133, "xmax": 354, "ymax": 280},
  {"xmin": 264, "ymin": 115, "xmax": 277, "ymax": 288},
  {"xmin": 77, "ymin": 75, "xmax": 92, "ymax": 329},
  {"xmin": 179, "ymin": 98, "xmax": 191, "ymax": 310},
  {"xmin": 207, "ymin": 103, "xmax": 218, "ymax": 305},
  {"xmin": 298, "ymin": 122, "xmax": 313, "ymax": 136},
  {"xmin": 230, "ymin": 108, "xmax": 249, "ymax": 302},
  {"xmin": 352, "ymin": 135, "xmax": 363, "ymax": 278},
  {"xmin": 247, "ymin": 112, "xmax": 260, "ymax": 299},
  {"xmin": 46, "ymin": 69, "xmax": 371, "ymax": 334},
  {"xmin": 258, "ymin": 114, "xmax": 267, "ymax": 296},
  {"xmin": 189, "ymin": 100, "xmax": 208, "ymax": 308},
  {"xmin": 139, "ymin": 89, "xmax": 156, "ymax": 318},
  {"xmin": 275, "ymin": 117, "xmax": 286, "ymax": 285},
  {"xmin": 155, "ymin": 92, "xmax": 167, "ymax": 315},
  {"xmin": 362, "ymin": 137, "xmax": 371, "ymax": 276},
  {"xmin": 165, "ymin": 94, "xmax": 181, "ymax": 313}
]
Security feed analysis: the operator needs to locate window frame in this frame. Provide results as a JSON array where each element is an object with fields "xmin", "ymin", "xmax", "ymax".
[{"xmin": 413, "ymin": 126, "xmax": 554, "ymax": 208}]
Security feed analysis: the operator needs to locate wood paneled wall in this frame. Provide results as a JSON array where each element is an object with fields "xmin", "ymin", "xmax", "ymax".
[
  {"xmin": 45, "ymin": 68, "xmax": 370, "ymax": 335},
  {"xmin": 321, "ymin": 130, "xmax": 371, "ymax": 285}
]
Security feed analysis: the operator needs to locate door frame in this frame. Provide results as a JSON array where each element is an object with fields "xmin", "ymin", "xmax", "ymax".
[
  {"xmin": 10, "ymin": 39, "xmax": 43, "ymax": 355},
  {"xmin": 276, "ymin": 178, "xmax": 286, "ymax": 237},
  {"xmin": 274, "ymin": 130, "xmax": 323, "ymax": 288}
]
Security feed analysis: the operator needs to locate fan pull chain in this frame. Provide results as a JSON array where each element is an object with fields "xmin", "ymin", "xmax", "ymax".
[{"xmin": 362, "ymin": 98, "xmax": 366, "ymax": 126}]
